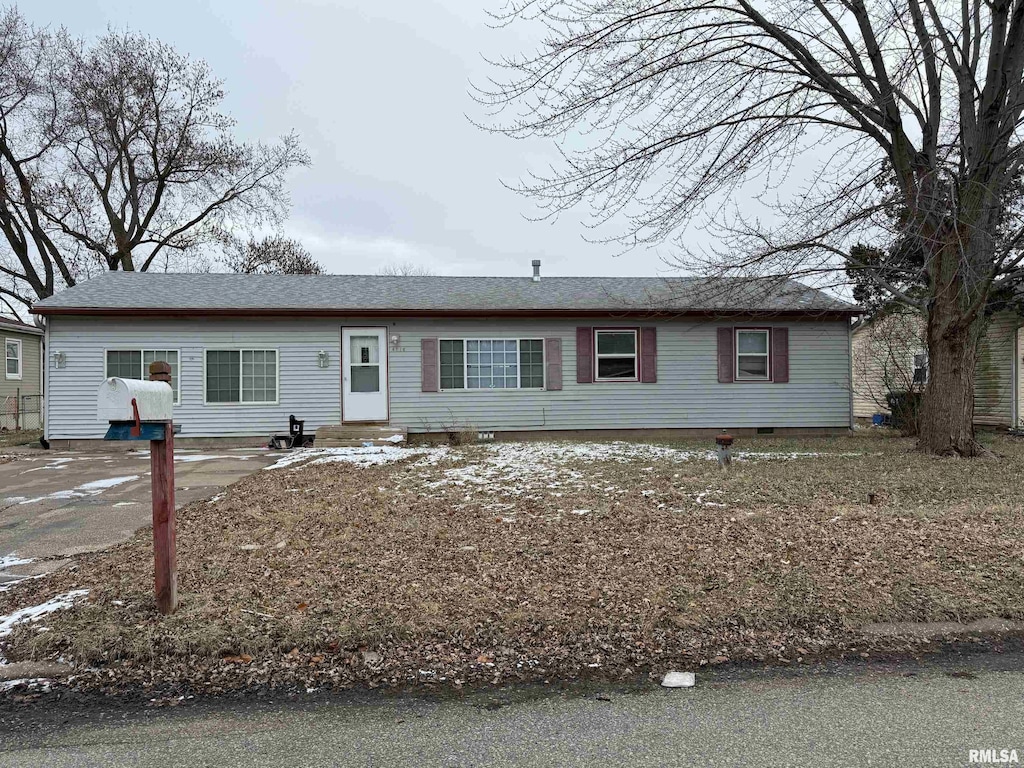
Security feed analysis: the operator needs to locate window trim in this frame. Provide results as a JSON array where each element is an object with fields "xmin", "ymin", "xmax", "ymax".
[
  {"xmin": 594, "ymin": 328, "xmax": 639, "ymax": 382},
  {"xmin": 437, "ymin": 337, "xmax": 546, "ymax": 392},
  {"xmin": 734, "ymin": 328, "xmax": 772, "ymax": 382},
  {"xmin": 202, "ymin": 347, "xmax": 280, "ymax": 406},
  {"xmin": 912, "ymin": 349, "xmax": 928, "ymax": 386},
  {"xmin": 5, "ymin": 337, "xmax": 22, "ymax": 381},
  {"xmin": 103, "ymin": 348, "xmax": 181, "ymax": 404}
]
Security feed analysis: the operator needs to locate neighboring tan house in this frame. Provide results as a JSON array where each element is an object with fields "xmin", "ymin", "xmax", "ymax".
[
  {"xmin": 31, "ymin": 269, "xmax": 861, "ymax": 447},
  {"xmin": 852, "ymin": 309, "xmax": 1023, "ymax": 428},
  {"xmin": 1, "ymin": 316, "xmax": 44, "ymax": 431}
]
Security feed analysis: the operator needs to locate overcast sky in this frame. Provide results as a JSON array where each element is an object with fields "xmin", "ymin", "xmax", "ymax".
[{"xmin": 23, "ymin": 0, "xmax": 702, "ymax": 278}]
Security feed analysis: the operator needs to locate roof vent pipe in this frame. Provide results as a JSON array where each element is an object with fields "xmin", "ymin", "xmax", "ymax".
[{"xmin": 531, "ymin": 260, "xmax": 541, "ymax": 282}]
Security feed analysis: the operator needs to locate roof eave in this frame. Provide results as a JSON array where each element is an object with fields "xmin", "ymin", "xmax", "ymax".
[
  {"xmin": 0, "ymin": 322, "xmax": 44, "ymax": 336},
  {"xmin": 31, "ymin": 306, "xmax": 861, "ymax": 318}
]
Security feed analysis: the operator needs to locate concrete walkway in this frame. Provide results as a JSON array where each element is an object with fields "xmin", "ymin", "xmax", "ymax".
[
  {"xmin": 1, "ymin": 654, "xmax": 1022, "ymax": 767},
  {"xmin": 0, "ymin": 447, "xmax": 280, "ymax": 579}
]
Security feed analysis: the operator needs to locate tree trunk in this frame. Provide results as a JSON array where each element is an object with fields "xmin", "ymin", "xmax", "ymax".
[{"xmin": 921, "ymin": 313, "xmax": 983, "ymax": 456}]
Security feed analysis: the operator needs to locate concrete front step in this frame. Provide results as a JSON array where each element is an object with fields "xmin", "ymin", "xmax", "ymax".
[{"xmin": 315, "ymin": 425, "xmax": 407, "ymax": 447}]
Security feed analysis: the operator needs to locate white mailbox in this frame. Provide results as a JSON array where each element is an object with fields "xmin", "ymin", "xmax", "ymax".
[{"xmin": 97, "ymin": 378, "xmax": 174, "ymax": 423}]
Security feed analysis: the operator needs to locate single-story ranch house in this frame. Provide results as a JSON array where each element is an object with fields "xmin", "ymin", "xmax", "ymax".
[{"xmin": 31, "ymin": 269, "xmax": 860, "ymax": 447}]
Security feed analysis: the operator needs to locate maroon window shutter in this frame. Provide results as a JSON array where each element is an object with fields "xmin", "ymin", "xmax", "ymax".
[
  {"xmin": 421, "ymin": 338, "xmax": 439, "ymax": 392},
  {"xmin": 772, "ymin": 327, "xmax": 789, "ymax": 383},
  {"xmin": 717, "ymin": 327, "xmax": 734, "ymax": 383},
  {"xmin": 544, "ymin": 338, "xmax": 563, "ymax": 390},
  {"xmin": 576, "ymin": 327, "xmax": 594, "ymax": 383},
  {"xmin": 640, "ymin": 327, "xmax": 657, "ymax": 383}
]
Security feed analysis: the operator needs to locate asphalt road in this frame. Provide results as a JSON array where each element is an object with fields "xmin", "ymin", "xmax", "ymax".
[{"xmin": 1, "ymin": 655, "xmax": 1022, "ymax": 767}]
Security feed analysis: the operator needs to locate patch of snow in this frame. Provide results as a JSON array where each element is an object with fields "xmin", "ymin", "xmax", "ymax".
[
  {"xmin": 0, "ymin": 554, "xmax": 33, "ymax": 569},
  {"xmin": 0, "ymin": 590, "xmax": 89, "ymax": 661},
  {"xmin": 0, "ymin": 677, "xmax": 52, "ymax": 693},
  {"xmin": 76, "ymin": 475, "xmax": 140, "ymax": 492},
  {"xmin": 265, "ymin": 446, "xmax": 439, "ymax": 470},
  {"xmin": 173, "ymin": 454, "xmax": 235, "ymax": 463},
  {"xmin": 18, "ymin": 475, "xmax": 140, "ymax": 505},
  {"xmin": 380, "ymin": 434, "xmax": 406, "ymax": 443},
  {"xmin": 18, "ymin": 457, "xmax": 76, "ymax": 473},
  {"xmin": 113, "ymin": 501, "xmax": 138, "ymax": 507}
]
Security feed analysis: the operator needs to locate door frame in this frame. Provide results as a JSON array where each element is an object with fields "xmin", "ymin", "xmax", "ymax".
[{"xmin": 340, "ymin": 326, "xmax": 390, "ymax": 424}]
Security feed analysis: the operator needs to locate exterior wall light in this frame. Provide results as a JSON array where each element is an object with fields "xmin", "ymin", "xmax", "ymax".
[
  {"xmin": 317, "ymin": 350, "xmax": 329, "ymax": 369},
  {"xmin": 53, "ymin": 351, "xmax": 66, "ymax": 369}
]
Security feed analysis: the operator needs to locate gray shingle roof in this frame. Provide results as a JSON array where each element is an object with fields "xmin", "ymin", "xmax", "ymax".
[
  {"xmin": 32, "ymin": 272, "xmax": 857, "ymax": 315},
  {"xmin": 0, "ymin": 316, "xmax": 44, "ymax": 335}
]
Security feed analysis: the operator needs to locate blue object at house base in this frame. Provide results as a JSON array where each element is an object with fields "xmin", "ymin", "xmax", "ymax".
[
  {"xmin": 871, "ymin": 414, "xmax": 886, "ymax": 426},
  {"xmin": 104, "ymin": 422, "xmax": 178, "ymax": 441}
]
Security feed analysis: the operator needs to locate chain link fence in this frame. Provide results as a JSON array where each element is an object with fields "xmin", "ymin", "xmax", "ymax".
[{"xmin": 1, "ymin": 392, "xmax": 43, "ymax": 432}]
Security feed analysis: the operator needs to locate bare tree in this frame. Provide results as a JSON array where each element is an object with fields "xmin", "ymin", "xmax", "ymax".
[
  {"xmin": 0, "ymin": 9, "xmax": 308, "ymax": 309},
  {"xmin": 225, "ymin": 235, "xmax": 324, "ymax": 275},
  {"xmin": 0, "ymin": 10, "xmax": 71, "ymax": 314},
  {"xmin": 479, "ymin": 1, "xmax": 1024, "ymax": 456},
  {"xmin": 377, "ymin": 262, "xmax": 436, "ymax": 276}
]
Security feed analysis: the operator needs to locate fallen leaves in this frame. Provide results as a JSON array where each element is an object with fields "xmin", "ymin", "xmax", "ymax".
[{"xmin": 2, "ymin": 433, "xmax": 1023, "ymax": 697}]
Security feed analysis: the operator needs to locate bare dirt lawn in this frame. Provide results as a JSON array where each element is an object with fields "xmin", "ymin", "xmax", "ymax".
[{"xmin": 2, "ymin": 431, "xmax": 1023, "ymax": 696}]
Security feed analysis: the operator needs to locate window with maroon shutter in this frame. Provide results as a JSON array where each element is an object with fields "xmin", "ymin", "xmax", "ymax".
[
  {"xmin": 421, "ymin": 337, "xmax": 439, "ymax": 392},
  {"xmin": 545, "ymin": 338, "xmax": 562, "ymax": 390},
  {"xmin": 771, "ymin": 327, "xmax": 789, "ymax": 383},
  {"xmin": 640, "ymin": 327, "xmax": 657, "ymax": 383},
  {"xmin": 576, "ymin": 327, "xmax": 594, "ymax": 383},
  {"xmin": 717, "ymin": 327, "xmax": 734, "ymax": 383}
]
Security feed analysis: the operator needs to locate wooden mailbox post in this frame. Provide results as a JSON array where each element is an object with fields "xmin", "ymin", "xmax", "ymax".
[
  {"xmin": 98, "ymin": 361, "xmax": 178, "ymax": 614},
  {"xmin": 147, "ymin": 361, "xmax": 177, "ymax": 614}
]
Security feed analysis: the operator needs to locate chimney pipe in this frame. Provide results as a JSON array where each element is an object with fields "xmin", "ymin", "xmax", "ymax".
[{"xmin": 531, "ymin": 260, "xmax": 541, "ymax": 282}]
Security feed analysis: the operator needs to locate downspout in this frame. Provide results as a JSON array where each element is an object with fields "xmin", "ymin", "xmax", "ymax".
[
  {"xmin": 43, "ymin": 317, "xmax": 49, "ymax": 444},
  {"xmin": 1013, "ymin": 325, "xmax": 1020, "ymax": 430},
  {"xmin": 848, "ymin": 319, "xmax": 855, "ymax": 430}
]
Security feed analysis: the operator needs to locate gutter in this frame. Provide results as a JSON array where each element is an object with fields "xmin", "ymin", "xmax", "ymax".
[{"xmin": 31, "ymin": 306, "xmax": 863, "ymax": 320}]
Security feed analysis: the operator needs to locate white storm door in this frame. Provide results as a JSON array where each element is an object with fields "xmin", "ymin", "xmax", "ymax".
[{"xmin": 342, "ymin": 327, "xmax": 388, "ymax": 422}]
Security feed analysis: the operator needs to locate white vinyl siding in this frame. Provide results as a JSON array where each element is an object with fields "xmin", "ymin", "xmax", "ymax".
[{"xmin": 45, "ymin": 316, "xmax": 852, "ymax": 439}]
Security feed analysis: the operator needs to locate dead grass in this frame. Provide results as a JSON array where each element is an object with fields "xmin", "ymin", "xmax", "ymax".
[
  {"xmin": 0, "ymin": 429, "xmax": 42, "ymax": 449},
  {"xmin": 3, "ymin": 430, "xmax": 1024, "ymax": 695}
]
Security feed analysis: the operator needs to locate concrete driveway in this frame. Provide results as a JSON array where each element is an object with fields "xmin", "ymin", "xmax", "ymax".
[{"xmin": 0, "ymin": 447, "xmax": 281, "ymax": 579}]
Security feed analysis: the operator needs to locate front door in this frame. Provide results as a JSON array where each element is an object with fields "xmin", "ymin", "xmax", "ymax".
[{"xmin": 342, "ymin": 327, "xmax": 388, "ymax": 422}]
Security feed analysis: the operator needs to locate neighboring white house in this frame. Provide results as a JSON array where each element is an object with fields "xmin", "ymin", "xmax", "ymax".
[
  {"xmin": 32, "ymin": 269, "xmax": 861, "ymax": 446},
  {"xmin": 852, "ymin": 309, "xmax": 1023, "ymax": 428}
]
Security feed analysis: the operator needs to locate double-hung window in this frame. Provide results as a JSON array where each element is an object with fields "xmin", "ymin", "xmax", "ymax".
[
  {"xmin": 595, "ymin": 330, "xmax": 637, "ymax": 380},
  {"xmin": 205, "ymin": 349, "xmax": 278, "ymax": 404},
  {"xmin": 5, "ymin": 339, "xmax": 21, "ymax": 380},
  {"xmin": 105, "ymin": 349, "xmax": 179, "ymax": 403},
  {"xmin": 735, "ymin": 329, "xmax": 770, "ymax": 380},
  {"xmin": 439, "ymin": 339, "xmax": 544, "ymax": 390}
]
